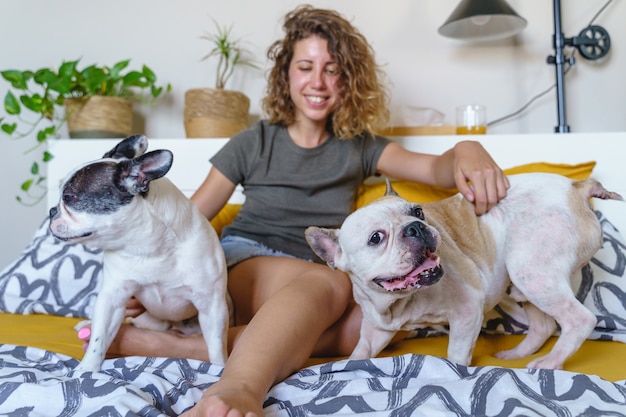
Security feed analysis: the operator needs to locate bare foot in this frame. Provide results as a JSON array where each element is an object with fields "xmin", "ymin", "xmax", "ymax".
[{"xmin": 180, "ymin": 383, "xmax": 262, "ymax": 417}]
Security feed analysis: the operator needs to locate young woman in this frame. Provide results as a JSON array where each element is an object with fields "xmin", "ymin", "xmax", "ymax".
[{"xmin": 81, "ymin": 6, "xmax": 509, "ymax": 417}]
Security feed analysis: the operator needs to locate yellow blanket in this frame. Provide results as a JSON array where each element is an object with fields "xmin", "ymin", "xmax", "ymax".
[{"xmin": 3, "ymin": 312, "xmax": 625, "ymax": 382}]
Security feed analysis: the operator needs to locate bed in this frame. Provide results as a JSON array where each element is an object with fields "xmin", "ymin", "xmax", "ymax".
[{"xmin": 2, "ymin": 132, "xmax": 626, "ymax": 416}]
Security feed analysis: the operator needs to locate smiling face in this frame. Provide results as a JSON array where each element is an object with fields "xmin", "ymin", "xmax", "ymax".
[{"xmin": 288, "ymin": 35, "xmax": 341, "ymax": 128}]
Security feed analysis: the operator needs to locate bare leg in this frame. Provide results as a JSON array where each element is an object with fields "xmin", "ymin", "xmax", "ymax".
[
  {"xmin": 93, "ymin": 298, "xmax": 396, "ymax": 361},
  {"xmin": 184, "ymin": 256, "xmax": 354, "ymax": 417}
]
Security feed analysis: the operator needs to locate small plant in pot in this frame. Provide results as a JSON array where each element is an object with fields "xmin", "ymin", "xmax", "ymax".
[
  {"xmin": 0, "ymin": 58, "xmax": 171, "ymax": 204},
  {"xmin": 184, "ymin": 20, "xmax": 259, "ymax": 138}
]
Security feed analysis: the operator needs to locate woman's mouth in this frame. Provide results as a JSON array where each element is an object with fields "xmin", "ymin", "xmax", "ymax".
[{"xmin": 305, "ymin": 95, "xmax": 327, "ymax": 105}]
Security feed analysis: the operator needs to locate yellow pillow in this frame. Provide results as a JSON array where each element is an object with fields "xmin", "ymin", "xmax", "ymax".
[
  {"xmin": 356, "ymin": 182, "xmax": 456, "ymax": 209},
  {"xmin": 355, "ymin": 161, "xmax": 596, "ymax": 209},
  {"xmin": 503, "ymin": 160, "xmax": 595, "ymax": 179},
  {"xmin": 210, "ymin": 204, "xmax": 242, "ymax": 236}
]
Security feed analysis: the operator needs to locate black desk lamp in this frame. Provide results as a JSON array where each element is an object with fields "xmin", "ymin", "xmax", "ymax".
[{"xmin": 438, "ymin": 0, "xmax": 527, "ymax": 41}]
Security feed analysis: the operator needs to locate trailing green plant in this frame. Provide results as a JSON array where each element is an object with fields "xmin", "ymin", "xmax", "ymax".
[
  {"xmin": 200, "ymin": 20, "xmax": 259, "ymax": 89},
  {"xmin": 0, "ymin": 58, "xmax": 171, "ymax": 205}
]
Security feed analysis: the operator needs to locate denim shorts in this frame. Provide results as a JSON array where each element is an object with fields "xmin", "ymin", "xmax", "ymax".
[{"xmin": 220, "ymin": 235, "xmax": 299, "ymax": 268}]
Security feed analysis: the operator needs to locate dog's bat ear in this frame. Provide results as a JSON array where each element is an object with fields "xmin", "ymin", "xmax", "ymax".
[
  {"xmin": 384, "ymin": 179, "xmax": 399, "ymax": 197},
  {"xmin": 305, "ymin": 227, "xmax": 342, "ymax": 269},
  {"xmin": 115, "ymin": 150, "xmax": 174, "ymax": 195},
  {"xmin": 103, "ymin": 135, "xmax": 149, "ymax": 160}
]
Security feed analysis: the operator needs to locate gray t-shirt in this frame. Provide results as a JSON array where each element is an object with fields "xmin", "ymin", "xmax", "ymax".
[{"xmin": 210, "ymin": 120, "xmax": 391, "ymax": 262}]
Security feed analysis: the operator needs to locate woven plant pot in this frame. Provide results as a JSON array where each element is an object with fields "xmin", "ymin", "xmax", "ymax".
[
  {"xmin": 66, "ymin": 96, "xmax": 133, "ymax": 139},
  {"xmin": 184, "ymin": 88, "xmax": 250, "ymax": 138}
]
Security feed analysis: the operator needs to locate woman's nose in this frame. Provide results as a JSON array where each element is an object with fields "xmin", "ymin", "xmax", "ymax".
[{"xmin": 310, "ymin": 69, "xmax": 325, "ymax": 89}]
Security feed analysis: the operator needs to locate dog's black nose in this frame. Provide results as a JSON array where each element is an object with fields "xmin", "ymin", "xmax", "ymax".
[
  {"xmin": 403, "ymin": 221, "xmax": 427, "ymax": 239},
  {"xmin": 49, "ymin": 206, "xmax": 58, "ymax": 218}
]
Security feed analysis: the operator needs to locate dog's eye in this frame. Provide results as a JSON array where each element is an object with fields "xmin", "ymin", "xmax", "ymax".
[
  {"xmin": 368, "ymin": 231, "xmax": 384, "ymax": 246},
  {"xmin": 63, "ymin": 192, "xmax": 78, "ymax": 205},
  {"xmin": 411, "ymin": 206, "xmax": 424, "ymax": 220}
]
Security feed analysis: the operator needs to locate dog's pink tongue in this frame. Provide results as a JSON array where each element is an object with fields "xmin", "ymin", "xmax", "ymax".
[
  {"xmin": 407, "ymin": 258, "xmax": 438, "ymax": 279},
  {"xmin": 383, "ymin": 258, "xmax": 438, "ymax": 291}
]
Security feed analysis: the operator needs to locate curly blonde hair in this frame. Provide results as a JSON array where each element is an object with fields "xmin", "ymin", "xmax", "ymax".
[{"xmin": 262, "ymin": 5, "xmax": 390, "ymax": 139}]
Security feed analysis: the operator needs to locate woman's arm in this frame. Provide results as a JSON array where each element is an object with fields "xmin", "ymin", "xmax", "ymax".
[
  {"xmin": 376, "ymin": 140, "xmax": 509, "ymax": 215},
  {"xmin": 190, "ymin": 167, "xmax": 238, "ymax": 220}
]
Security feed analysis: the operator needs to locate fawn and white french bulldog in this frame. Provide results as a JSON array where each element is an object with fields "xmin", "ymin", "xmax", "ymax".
[
  {"xmin": 49, "ymin": 135, "xmax": 230, "ymax": 371},
  {"xmin": 306, "ymin": 174, "xmax": 622, "ymax": 370}
]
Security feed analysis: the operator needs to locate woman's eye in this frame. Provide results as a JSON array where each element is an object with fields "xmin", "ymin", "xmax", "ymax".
[{"xmin": 369, "ymin": 231, "xmax": 383, "ymax": 245}]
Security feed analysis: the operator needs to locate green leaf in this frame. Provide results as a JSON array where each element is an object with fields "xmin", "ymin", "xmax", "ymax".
[
  {"xmin": 20, "ymin": 179, "xmax": 34, "ymax": 192},
  {"xmin": 1, "ymin": 122, "xmax": 17, "ymax": 134},
  {"xmin": 122, "ymin": 71, "xmax": 144, "ymax": 87},
  {"xmin": 47, "ymin": 76, "xmax": 72, "ymax": 95},
  {"xmin": 43, "ymin": 151, "xmax": 54, "ymax": 162},
  {"xmin": 33, "ymin": 68, "xmax": 58, "ymax": 85},
  {"xmin": 30, "ymin": 162, "xmax": 39, "ymax": 175},
  {"xmin": 82, "ymin": 67, "xmax": 108, "ymax": 94},
  {"xmin": 4, "ymin": 91, "xmax": 21, "ymax": 115},
  {"xmin": 36, "ymin": 126, "xmax": 55, "ymax": 142},
  {"xmin": 142, "ymin": 65, "xmax": 156, "ymax": 83},
  {"xmin": 151, "ymin": 85, "xmax": 163, "ymax": 98},
  {"xmin": 58, "ymin": 60, "xmax": 78, "ymax": 78},
  {"xmin": 1, "ymin": 70, "xmax": 28, "ymax": 89},
  {"xmin": 110, "ymin": 59, "xmax": 130, "ymax": 78},
  {"xmin": 21, "ymin": 94, "xmax": 43, "ymax": 113}
]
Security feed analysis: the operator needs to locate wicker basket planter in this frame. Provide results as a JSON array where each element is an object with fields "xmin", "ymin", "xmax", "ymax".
[
  {"xmin": 184, "ymin": 88, "xmax": 250, "ymax": 138},
  {"xmin": 66, "ymin": 96, "xmax": 133, "ymax": 139}
]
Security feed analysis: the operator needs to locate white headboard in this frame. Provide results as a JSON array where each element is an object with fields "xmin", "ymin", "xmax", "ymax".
[{"xmin": 47, "ymin": 132, "xmax": 626, "ymax": 233}]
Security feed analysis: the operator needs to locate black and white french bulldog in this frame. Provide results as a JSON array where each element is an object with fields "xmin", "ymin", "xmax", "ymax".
[{"xmin": 49, "ymin": 135, "xmax": 229, "ymax": 371}]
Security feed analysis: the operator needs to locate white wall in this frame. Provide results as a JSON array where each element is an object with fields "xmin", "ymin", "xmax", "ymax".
[{"xmin": 1, "ymin": 0, "xmax": 624, "ymax": 268}]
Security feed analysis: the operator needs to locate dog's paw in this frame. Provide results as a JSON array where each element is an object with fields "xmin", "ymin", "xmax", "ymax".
[
  {"xmin": 494, "ymin": 349, "xmax": 525, "ymax": 360},
  {"xmin": 72, "ymin": 363, "xmax": 100, "ymax": 374},
  {"xmin": 526, "ymin": 355, "xmax": 564, "ymax": 370}
]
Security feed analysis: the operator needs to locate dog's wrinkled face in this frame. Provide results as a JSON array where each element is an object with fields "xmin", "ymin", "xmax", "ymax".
[
  {"xmin": 48, "ymin": 135, "xmax": 173, "ymax": 247},
  {"xmin": 306, "ymin": 188, "xmax": 444, "ymax": 294}
]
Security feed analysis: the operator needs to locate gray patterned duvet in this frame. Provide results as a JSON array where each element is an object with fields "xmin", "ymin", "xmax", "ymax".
[{"xmin": 1, "ymin": 344, "xmax": 626, "ymax": 416}]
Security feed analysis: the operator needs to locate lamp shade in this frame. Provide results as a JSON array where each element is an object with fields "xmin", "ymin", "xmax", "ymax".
[{"xmin": 438, "ymin": 0, "xmax": 527, "ymax": 41}]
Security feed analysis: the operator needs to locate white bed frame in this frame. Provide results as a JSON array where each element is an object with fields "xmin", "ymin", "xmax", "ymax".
[{"xmin": 47, "ymin": 132, "xmax": 626, "ymax": 234}]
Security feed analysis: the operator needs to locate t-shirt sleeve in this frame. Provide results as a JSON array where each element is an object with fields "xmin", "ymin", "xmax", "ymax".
[
  {"xmin": 363, "ymin": 135, "xmax": 392, "ymax": 178},
  {"xmin": 209, "ymin": 128, "xmax": 257, "ymax": 185}
]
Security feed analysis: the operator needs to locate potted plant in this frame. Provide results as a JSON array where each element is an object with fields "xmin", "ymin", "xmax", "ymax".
[
  {"xmin": 0, "ymin": 58, "xmax": 171, "ymax": 204},
  {"xmin": 184, "ymin": 21, "xmax": 258, "ymax": 138}
]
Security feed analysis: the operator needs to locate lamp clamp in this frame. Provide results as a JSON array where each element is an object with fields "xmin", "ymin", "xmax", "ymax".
[
  {"xmin": 568, "ymin": 25, "xmax": 611, "ymax": 60},
  {"xmin": 546, "ymin": 54, "xmax": 575, "ymax": 66}
]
